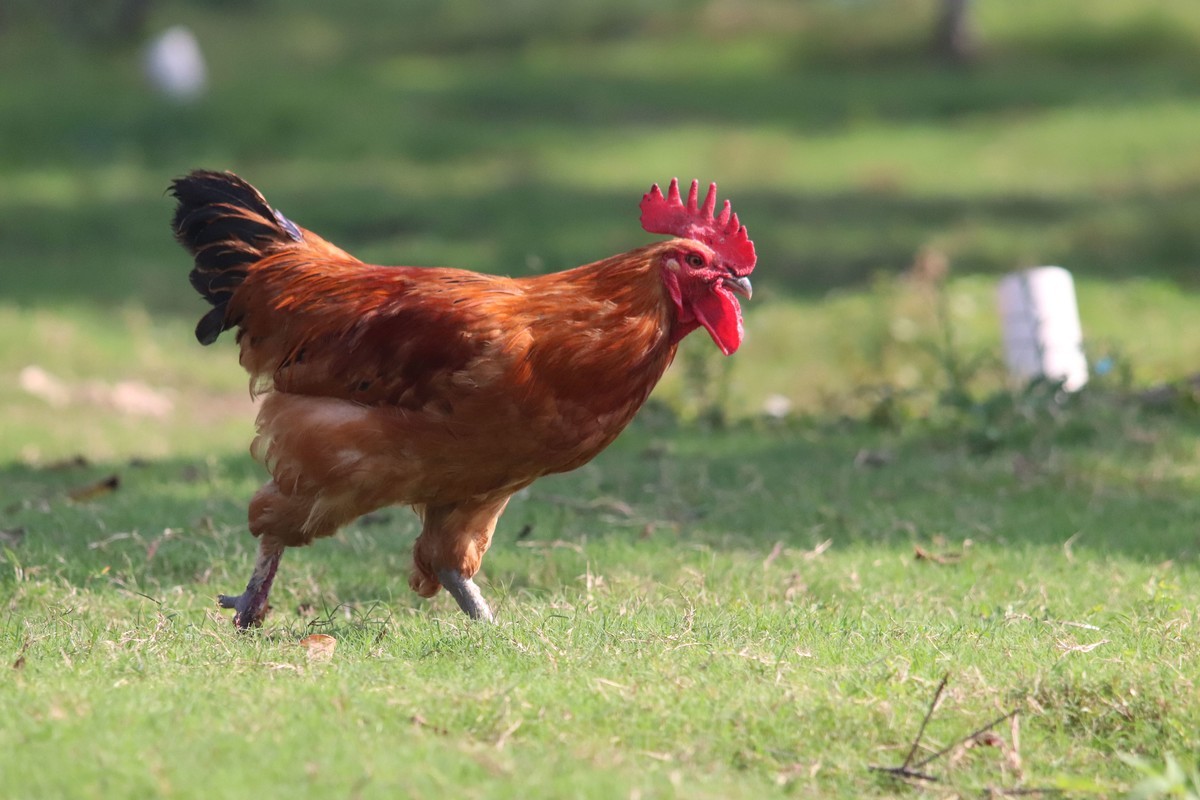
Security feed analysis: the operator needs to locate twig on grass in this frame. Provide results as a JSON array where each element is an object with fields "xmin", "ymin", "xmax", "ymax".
[
  {"xmin": 903, "ymin": 674, "xmax": 950, "ymax": 771},
  {"xmin": 128, "ymin": 590, "xmax": 162, "ymax": 606},
  {"xmin": 910, "ymin": 707, "xmax": 1020, "ymax": 773},
  {"xmin": 540, "ymin": 494, "xmax": 635, "ymax": 517},
  {"xmin": 871, "ymin": 673, "xmax": 1027, "ymax": 788},
  {"xmin": 870, "ymin": 673, "xmax": 948, "ymax": 782}
]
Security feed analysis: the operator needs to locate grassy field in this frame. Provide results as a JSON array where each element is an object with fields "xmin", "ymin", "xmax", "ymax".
[
  {"xmin": 3, "ymin": 0, "xmax": 1200, "ymax": 797},
  {"xmin": 5, "ymin": 389, "xmax": 1200, "ymax": 797}
]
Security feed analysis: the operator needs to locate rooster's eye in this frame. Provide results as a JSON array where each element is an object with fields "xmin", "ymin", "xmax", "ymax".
[{"xmin": 685, "ymin": 254, "xmax": 704, "ymax": 268}]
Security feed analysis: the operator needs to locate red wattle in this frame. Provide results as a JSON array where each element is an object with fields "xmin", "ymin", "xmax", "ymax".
[{"xmin": 690, "ymin": 286, "xmax": 743, "ymax": 355}]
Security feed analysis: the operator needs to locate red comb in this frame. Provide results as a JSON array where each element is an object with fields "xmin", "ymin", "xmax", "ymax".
[{"xmin": 639, "ymin": 178, "xmax": 756, "ymax": 276}]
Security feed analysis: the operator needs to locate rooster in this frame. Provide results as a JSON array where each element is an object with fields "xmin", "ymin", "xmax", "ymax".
[{"xmin": 171, "ymin": 172, "xmax": 756, "ymax": 626}]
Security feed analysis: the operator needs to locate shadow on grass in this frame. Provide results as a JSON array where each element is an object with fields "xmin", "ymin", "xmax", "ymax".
[{"xmin": 1, "ymin": 418, "xmax": 1196, "ymax": 612}]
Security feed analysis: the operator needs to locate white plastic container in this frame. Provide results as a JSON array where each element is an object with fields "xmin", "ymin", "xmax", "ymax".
[{"xmin": 997, "ymin": 267, "xmax": 1088, "ymax": 391}]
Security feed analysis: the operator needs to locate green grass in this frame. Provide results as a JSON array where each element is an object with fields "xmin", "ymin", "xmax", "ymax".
[
  {"xmin": 2, "ymin": 0, "xmax": 1200, "ymax": 308},
  {"xmin": 4, "ymin": 0, "xmax": 1200, "ymax": 797},
  {"xmin": 5, "ymin": 401, "xmax": 1200, "ymax": 797}
]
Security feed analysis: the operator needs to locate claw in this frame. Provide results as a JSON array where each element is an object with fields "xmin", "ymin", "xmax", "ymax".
[{"xmin": 437, "ymin": 569, "xmax": 495, "ymax": 622}]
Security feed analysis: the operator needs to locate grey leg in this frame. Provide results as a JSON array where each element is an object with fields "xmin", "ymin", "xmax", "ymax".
[
  {"xmin": 218, "ymin": 541, "xmax": 283, "ymax": 629},
  {"xmin": 437, "ymin": 569, "xmax": 495, "ymax": 622}
]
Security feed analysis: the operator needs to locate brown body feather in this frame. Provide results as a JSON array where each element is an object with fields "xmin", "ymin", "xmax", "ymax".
[{"xmin": 172, "ymin": 171, "xmax": 682, "ymax": 598}]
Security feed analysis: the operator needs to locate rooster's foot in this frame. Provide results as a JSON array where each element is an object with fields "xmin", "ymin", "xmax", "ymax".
[
  {"xmin": 217, "ymin": 590, "xmax": 270, "ymax": 629},
  {"xmin": 438, "ymin": 569, "xmax": 494, "ymax": 622},
  {"xmin": 217, "ymin": 545, "xmax": 282, "ymax": 629}
]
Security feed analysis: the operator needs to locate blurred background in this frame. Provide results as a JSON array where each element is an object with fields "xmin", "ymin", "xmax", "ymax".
[{"xmin": 2, "ymin": 0, "xmax": 1199, "ymax": 460}]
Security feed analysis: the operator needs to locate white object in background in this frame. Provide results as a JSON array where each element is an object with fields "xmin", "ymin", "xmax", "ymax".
[
  {"xmin": 144, "ymin": 26, "xmax": 208, "ymax": 102},
  {"xmin": 997, "ymin": 266, "xmax": 1088, "ymax": 391}
]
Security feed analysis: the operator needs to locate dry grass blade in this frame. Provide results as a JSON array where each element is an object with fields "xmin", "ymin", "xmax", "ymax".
[
  {"xmin": 541, "ymin": 495, "xmax": 635, "ymax": 517},
  {"xmin": 411, "ymin": 714, "xmax": 448, "ymax": 736},
  {"xmin": 914, "ymin": 544, "xmax": 961, "ymax": 565},
  {"xmin": 12, "ymin": 638, "xmax": 30, "ymax": 671},
  {"xmin": 67, "ymin": 474, "xmax": 120, "ymax": 502}
]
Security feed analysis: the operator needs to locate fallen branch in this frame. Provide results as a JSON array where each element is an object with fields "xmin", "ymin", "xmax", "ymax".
[
  {"xmin": 911, "ymin": 707, "xmax": 1020, "ymax": 774},
  {"xmin": 871, "ymin": 673, "xmax": 1029, "ymax": 789}
]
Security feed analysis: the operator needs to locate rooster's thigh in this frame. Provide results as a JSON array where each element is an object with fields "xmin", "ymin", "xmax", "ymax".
[{"xmin": 409, "ymin": 496, "xmax": 511, "ymax": 597}]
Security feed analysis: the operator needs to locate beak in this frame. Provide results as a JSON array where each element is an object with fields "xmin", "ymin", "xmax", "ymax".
[{"xmin": 723, "ymin": 275, "xmax": 753, "ymax": 300}]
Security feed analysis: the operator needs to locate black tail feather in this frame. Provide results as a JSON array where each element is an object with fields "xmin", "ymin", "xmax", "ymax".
[{"xmin": 170, "ymin": 170, "xmax": 299, "ymax": 345}]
